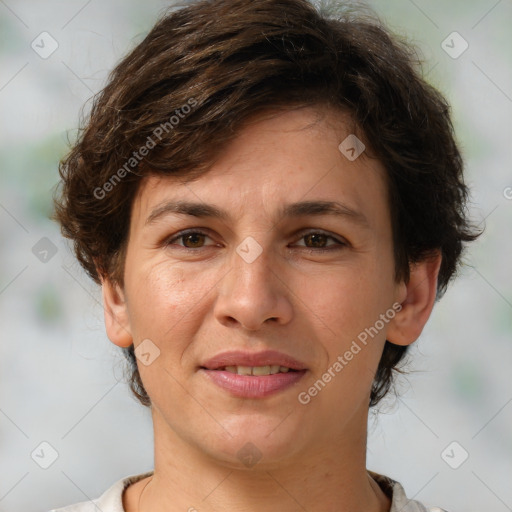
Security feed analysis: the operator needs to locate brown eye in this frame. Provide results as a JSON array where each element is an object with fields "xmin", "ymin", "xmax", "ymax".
[
  {"xmin": 303, "ymin": 233, "xmax": 329, "ymax": 248},
  {"xmin": 164, "ymin": 230, "xmax": 213, "ymax": 249},
  {"xmin": 295, "ymin": 230, "xmax": 346, "ymax": 251},
  {"xmin": 181, "ymin": 232, "xmax": 207, "ymax": 248}
]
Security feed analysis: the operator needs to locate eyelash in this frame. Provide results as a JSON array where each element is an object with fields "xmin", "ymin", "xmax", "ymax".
[{"xmin": 163, "ymin": 228, "xmax": 347, "ymax": 252}]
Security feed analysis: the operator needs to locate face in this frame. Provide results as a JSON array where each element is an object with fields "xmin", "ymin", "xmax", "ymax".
[{"xmin": 104, "ymin": 106, "xmax": 413, "ymax": 468}]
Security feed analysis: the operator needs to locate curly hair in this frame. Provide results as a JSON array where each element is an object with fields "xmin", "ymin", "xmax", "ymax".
[{"xmin": 53, "ymin": 0, "xmax": 481, "ymax": 408}]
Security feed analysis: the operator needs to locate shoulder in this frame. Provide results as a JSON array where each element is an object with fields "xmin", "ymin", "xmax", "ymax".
[
  {"xmin": 48, "ymin": 471, "xmax": 154, "ymax": 512},
  {"xmin": 368, "ymin": 470, "xmax": 450, "ymax": 512}
]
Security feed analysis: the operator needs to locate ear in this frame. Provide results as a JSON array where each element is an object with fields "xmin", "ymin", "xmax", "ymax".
[
  {"xmin": 386, "ymin": 250, "xmax": 442, "ymax": 346},
  {"xmin": 101, "ymin": 278, "xmax": 133, "ymax": 348}
]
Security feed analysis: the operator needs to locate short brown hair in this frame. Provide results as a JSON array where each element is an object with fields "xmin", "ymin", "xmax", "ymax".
[{"xmin": 53, "ymin": 0, "xmax": 481, "ymax": 408}]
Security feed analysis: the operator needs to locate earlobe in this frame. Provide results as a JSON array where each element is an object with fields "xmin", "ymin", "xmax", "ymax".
[
  {"xmin": 386, "ymin": 250, "xmax": 442, "ymax": 346},
  {"xmin": 101, "ymin": 278, "xmax": 133, "ymax": 348}
]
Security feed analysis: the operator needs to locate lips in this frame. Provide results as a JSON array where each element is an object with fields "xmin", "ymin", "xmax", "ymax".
[
  {"xmin": 200, "ymin": 349, "xmax": 307, "ymax": 371},
  {"xmin": 201, "ymin": 368, "xmax": 307, "ymax": 398}
]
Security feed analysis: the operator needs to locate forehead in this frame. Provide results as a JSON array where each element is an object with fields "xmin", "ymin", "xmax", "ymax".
[{"xmin": 131, "ymin": 106, "xmax": 389, "ymax": 229}]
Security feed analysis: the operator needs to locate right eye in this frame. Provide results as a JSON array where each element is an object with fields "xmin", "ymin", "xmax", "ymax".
[{"xmin": 163, "ymin": 229, "xmax": 215, "ymax": 249}]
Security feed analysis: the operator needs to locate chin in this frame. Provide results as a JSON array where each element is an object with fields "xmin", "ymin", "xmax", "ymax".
[{"xmin": 202, "ymin": 418, "xmax": 309, "ymax": 470}]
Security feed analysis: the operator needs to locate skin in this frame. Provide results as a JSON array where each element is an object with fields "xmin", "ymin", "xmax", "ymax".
[{"xmin": 101, "ymin": 105, "xmax": 441, "ymax": 512}]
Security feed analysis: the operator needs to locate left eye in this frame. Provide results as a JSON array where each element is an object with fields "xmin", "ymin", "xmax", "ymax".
[{"xmin": 294, "ymin": 231, "xmax": 345, "ymax": 249}]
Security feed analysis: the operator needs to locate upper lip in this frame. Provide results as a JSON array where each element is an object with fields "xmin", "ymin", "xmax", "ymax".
[{"xmin": 201, "ymin": 350, "xmax": 307, "ymax": 370}]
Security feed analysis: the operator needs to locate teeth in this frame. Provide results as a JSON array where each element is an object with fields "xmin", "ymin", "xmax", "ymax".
[
  {"xmin": 237, "ymin": 365, "xmax": 253, "ymax": 376},
  {"xmin": 221, "ymin": 365, "xmax": 292, "ymax": 375}
]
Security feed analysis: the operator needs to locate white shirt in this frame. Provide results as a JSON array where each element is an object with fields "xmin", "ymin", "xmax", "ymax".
[{"xmin": 49, "ymin": 470, "xmax": 448, "ymax": 512}]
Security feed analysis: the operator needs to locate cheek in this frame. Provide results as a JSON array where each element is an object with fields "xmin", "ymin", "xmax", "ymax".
[
  {"xmin": 126, "ymin": 263, "xmax": 212, "ymax": 393},
  {"xmin": 314, "ymin": 263, "xmax": 383, "ymax": 337},
  {"xmin": 312, "ymin": 258, "xmax": 395, "ymax": 381},
  {"xmin": 311, "ymin": 272, "xmax": 390, "ymax": 399},
  {"xmin": 125, "ymin": 260, "xmax": 207, "ymax": 341}
]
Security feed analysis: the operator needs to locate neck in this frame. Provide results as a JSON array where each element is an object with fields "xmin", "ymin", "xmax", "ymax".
[{"xmin": 127, "ymin": 403, "xmax": 390, "ymax": 512}]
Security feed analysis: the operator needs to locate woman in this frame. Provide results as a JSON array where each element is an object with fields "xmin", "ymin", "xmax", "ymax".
[{"xmin": 51, "ymin": 0, "xmax": 480, "ymax": 510}]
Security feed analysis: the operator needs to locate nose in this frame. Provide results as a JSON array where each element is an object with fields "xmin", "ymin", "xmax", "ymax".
[{"xmin": 213, "ymin": 245, "xmax": 294, "ymax": 331}]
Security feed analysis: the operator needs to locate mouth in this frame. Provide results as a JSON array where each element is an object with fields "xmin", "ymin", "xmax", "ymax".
[
  {"xmin": 200, "ymin": 349, "xmax": 307, "ymax": 373},
  {"xmin": 200, "ymin": 365, "xmax": 299, "ymax": 375},
  {"xmin": 199, "ymin": 367, "xmax": 307, "ymax": 398},
  {"xmin": 198, "ymin": 350, "xmax": 308, "ymax": 398}
]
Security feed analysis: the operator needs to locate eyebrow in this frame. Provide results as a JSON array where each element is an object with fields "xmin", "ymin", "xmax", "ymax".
[{"xmin": 144, "ymin": 199, "xmax": 370, "ymax": 229}]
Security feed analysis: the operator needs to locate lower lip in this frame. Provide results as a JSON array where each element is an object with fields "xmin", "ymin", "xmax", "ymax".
[{"xmin": 200, "ymin": 369, "xmax": 307, "ymax": 398}]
